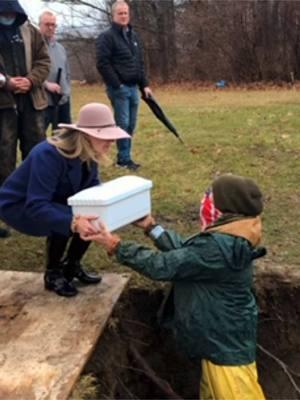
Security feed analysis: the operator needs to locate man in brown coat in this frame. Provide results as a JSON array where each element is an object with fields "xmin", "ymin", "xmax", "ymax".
[{"xmin": 0, "ymin": 0, "xmax": 50, "ymax": 237}]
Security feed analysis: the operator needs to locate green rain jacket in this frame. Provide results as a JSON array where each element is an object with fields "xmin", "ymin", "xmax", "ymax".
[{"xmin": 115, "ymin": 223, "xmax": 265, "ymax": 365}]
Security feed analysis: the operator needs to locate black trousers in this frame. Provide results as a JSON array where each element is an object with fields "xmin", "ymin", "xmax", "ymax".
[
  {"xmin": 44, "ymin": 100, "xmax": 71, "ymax": 131},
  {"xmin": 0, "ymin": 100, "xmax": 45, "ymax": 185},
  {"xmin": 46, "ymin": 233, "xmax": 90, "ymax": 271}
]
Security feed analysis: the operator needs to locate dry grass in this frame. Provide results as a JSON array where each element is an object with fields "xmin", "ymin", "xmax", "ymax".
[{"xmin": 1, "ymin": 83, "xmax": 300, "ymax": 273}]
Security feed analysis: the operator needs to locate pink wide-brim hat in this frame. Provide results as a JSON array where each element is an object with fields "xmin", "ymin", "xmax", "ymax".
[{"xmin": 58, "ymin": 103, "xmax": 131, "ymax": 140}]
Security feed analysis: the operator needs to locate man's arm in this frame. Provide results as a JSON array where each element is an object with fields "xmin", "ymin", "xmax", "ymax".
[
  {"xmin": 135, "ymin": 33, "xmax": 152, "ymax": 97},
  {"xmin": 26, "ymin": 24, "xmax": 51, "ymax": 87},
  {"xmin": 136, "ymin": 34, "xmax": 149, "ymax": 88},
  {"xmin": 81, "ymin": 218, "xmax": 221, "ymax": 282},
  {"xmin": 65, "ymin": 46, "xmax": 71, "ymax": 86},
  {"xmin": 0, "ymin": 73, "xmax": 30, "ymax": 94},
  {"xmin": 96, "ymin": 32, "xmax": 122, "ymax": 88}
]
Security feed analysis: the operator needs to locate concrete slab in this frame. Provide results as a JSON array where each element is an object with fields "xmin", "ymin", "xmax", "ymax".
[{"xmin": 0, "ymin": 271, "xmax": 130, "ymax": 400}]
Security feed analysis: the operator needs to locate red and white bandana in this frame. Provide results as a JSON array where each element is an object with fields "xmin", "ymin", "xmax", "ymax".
[{"xmin": 199, "ymin": 189, "xmax": 222, "ymax": 231}]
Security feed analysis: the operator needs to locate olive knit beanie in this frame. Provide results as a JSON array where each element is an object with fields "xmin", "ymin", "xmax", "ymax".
[{"xmin": 212, "ymin": 174, "xmax": 263, "ymax": 216}]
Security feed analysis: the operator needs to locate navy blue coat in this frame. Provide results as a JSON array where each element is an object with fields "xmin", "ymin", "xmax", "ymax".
[{"xmin": 0, "ymin": 141, "xmax": 100, "ymax": 237}]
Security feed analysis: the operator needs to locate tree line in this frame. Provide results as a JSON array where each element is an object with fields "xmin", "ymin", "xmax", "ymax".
[{"xmin": 56, "ymin": 0, "xmax": 300, "ymax": 83}]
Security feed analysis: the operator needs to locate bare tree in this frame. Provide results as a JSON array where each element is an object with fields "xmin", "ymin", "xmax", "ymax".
[
  {"xmin": 44, "ymin": 0, "xmax": 177, "ymax": 83},
  {"xmin": 131, "ymin": 0, "xmax": 177, "ymax": 82},
  {"xmin": 45, "ymin": 0, "xmax": 300, "ymax": 83}
]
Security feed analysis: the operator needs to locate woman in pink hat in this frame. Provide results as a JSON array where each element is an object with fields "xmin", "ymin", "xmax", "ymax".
[{"xmin": 0, "ymin": 102, "xmax": 130, "ymax": 297}]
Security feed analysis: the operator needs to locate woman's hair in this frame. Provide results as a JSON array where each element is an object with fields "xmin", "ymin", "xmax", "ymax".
[{"xmin": 47, "ymin": 129, "xmax": 110, "ymax": 165}]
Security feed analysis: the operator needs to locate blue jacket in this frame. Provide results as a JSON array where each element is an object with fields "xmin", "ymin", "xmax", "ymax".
[{"xmin": 0, "ymin": 141, "xmax": 99, "ymax": 237}]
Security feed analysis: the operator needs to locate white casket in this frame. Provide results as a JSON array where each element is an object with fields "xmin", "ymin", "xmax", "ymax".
[{"xmin": 67, "ymin": 175, "xmax": 153, "ymax": 231}]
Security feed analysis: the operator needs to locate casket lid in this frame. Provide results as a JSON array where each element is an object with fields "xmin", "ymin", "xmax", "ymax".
[{"xmin": 68, "ymin": 175, "xmax": 152, "ymax": 206}]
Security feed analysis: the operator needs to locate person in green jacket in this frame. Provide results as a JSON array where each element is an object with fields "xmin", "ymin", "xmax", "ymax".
[{"xmin": 83, "ymin": 174, "xmax": 266, "ymax": 400}]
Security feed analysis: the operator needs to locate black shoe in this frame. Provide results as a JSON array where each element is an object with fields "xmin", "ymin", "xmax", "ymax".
[
  {"xmin": 127, "ymin": 160, "xmax": 141, "ymax": 170},
  {"xmin": 75, "ymin": 267, "xmax": 102, "ymax": 284},
  {"xmin": 0, "ymin": 227, "xmax": 10, "ymax": 238},
  {"xmin": 64, "ymin": 261, "xmax": 102, "ymax": 285},
  {"xmin": 116, "ymin": 161, "xmax": 128, "ymax": 169},
  {"xmin": 116, "ymin": 160, "xmax": 141, "ymax": 170},
  {"xmin": 44, "ymin": 272, "xmax": 78, "ymax": 297}
]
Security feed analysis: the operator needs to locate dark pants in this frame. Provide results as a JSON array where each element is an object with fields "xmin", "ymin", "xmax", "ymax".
[
  {"xmin": 46, "ymin": 233, "xmax": 91, "ymax": 272},
  {"xmin": 44, "ymin": 100, "xmax": 71, "ymax": 132},
  {"xmin": 0, "ymin": 98, "xmax": 46, "ymax": 185}
]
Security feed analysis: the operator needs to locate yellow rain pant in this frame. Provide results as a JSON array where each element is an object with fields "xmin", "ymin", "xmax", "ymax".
[{"xmin": 200, "ymin": 359, "xmax": 265, "ymax": 400}]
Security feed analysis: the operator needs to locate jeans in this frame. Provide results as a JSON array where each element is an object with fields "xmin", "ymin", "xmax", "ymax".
[
  {"xmin": 107, "ymin": 84, "xmax": 139, "ymax": 164},
  {"xmin": 44, "ymin": 99, "xmax": 71, "ymax": 131}
]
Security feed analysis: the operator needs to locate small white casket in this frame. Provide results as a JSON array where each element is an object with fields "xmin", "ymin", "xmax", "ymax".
[{"xmin": 67, "ymin": 175, "xmax": 153, "ymax": 231}]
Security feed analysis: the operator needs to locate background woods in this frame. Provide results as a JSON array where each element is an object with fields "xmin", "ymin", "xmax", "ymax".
[
  {"xmin": 175, "ymin": 0, "xmax": 300, "ymax": 82},
  {"xmin": 53, "ymin": 0, "xmax": 300, "ymax": 83}
]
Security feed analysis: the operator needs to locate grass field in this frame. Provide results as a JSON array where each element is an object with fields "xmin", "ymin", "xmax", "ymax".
[{"xmin": 1, "ymin": 84, "xmax": 300, "ymax": 274}]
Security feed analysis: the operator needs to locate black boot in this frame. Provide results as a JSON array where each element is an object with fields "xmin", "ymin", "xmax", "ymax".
[
  {"xmin": 44, "ymin": 270, "xmax": 78, "ymax": 297},
  {"xmin": 63, "ymin": 233, "xmax": 102, "ymax": 285},
  {"xmin": 64, "ymin": 260, "xmax": 102, "ymax": 284},
  {"xmin": 45, "ymin": 234, "xmax": 78, "ymax": 297}
]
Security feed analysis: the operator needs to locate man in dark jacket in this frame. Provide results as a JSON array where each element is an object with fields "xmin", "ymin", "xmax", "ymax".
[
  {"xmin": 96, "ymin": 0, "xmax": 152, "ymax": 170},
  {"xmin": 0, "ymin": 0, "xmax": 50, "ymax": 238},
  {"xmin": 84, "ymin": 174, "xmax": 266, "ymax": 399}
]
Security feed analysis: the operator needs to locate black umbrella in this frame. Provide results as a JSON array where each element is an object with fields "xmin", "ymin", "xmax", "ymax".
[
  {"xmin": 51, "ymin": 67, "xmax": 63, "ymax": 132},
  {"xmin": 142, "ymin": 93, "xmax": 184, "ymax": 144}
]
